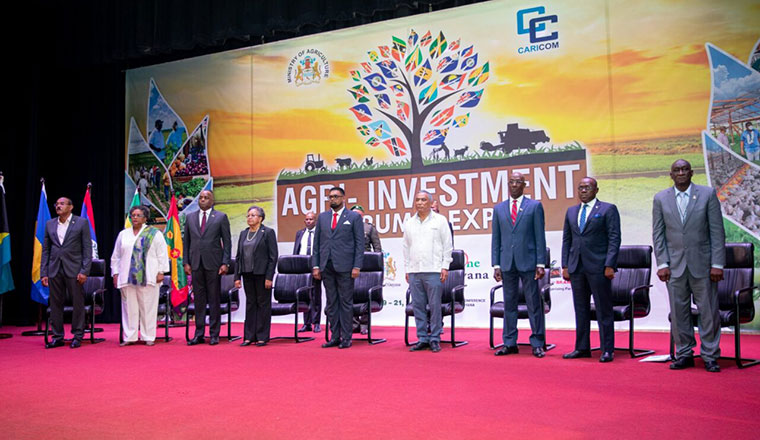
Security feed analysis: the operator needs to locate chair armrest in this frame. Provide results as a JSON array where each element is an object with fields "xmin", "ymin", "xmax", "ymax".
[
  {"xmin": 405, "ymin": 288, "xmax": 411, "ymax": 305},
  {"xmin": 368, "ymin": 285, "xmax": 383, "ymax": 302},
  {"xmin": 734, "ymin": 284, "xmax": 758, "ymax": 304},
  {"xmin": 490, "ymin": 284, "xmax": 503, "ymax": 305},
  {"xmin": 628, "ymin": 284, "xmax": 653, "ymax": 298},
  {"xmin": 295, "ymin": 285, "xmax": 314, "ymax": 302},
  {"xmin": 228, "ymin": 287, "xmax": 239, "ymax": 303},
  {"xmin": 540, "ymin": 284, "xmax": 551, "ymax": 296}
]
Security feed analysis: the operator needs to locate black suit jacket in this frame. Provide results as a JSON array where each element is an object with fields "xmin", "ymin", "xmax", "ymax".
[
  {"xmin": 40, "ymin": 215, "xmax": 93, "ymax": 278},
  {"xmin": 561, "ymin": 200, "xmax": 621, "ymax": 274},
  {"xmin": 183, "ymin": 208, "xmax": 232, "ymax": 271},
  {"xmin": 312, "ymin": 208, "xmax": 364, "ymax": 273},
  {"xmin": 234, "ymin": 225, "xmax": 278, "ymax": 280},
  {"xmin": 293, "ymin": 227, "xmax": 316, "ymax": 255}
]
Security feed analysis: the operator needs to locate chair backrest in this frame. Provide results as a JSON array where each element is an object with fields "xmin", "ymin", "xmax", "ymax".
[
  {"xmin": 82, "ymin": 259, "xmax": 106, "ymax": 295},
  {"xmin": 273, "ymin": 254, "xmax": 313, "ymax": 303},
  {"xmin": 516, "ymin": 248, "xmax": 551, "ymax": 308},
  {"xmin": 442, "ymin": 249, "xmax": 465, "ymax": 304},
  {"xmin": 610, "ymin": 245, "xmax": 652, "ymax": 314},
  {"xmin": 354, "ymin": 252, "xmax": 384, "ymax": 303},
  {"xmin": 220, "ymin": 258, "xmax": 237, "ymax": 306},
  {"xmin": 718, "ymin": 243, "xmax": 755, "ymax": 323}
]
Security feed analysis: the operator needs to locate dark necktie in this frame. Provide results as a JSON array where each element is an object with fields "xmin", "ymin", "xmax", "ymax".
[
  {"xmin": 306, "ymin": 229, "xmax": 313, "ymax": 255},
  {"xmin": 579, "ymin": 204, "xmax": 588, "ymax": 231},
  {"xmin": 201, "ymin": 211, "xmax": 207, "ymax": 234}
]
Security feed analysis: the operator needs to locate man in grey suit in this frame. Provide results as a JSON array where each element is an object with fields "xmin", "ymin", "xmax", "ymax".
[
  {"xmin": 653, "ymin": 159, "xmax": 725, "ymax": 372},
  {"xmin": 312, "ymin": 186, "xmax": 364, "ymax": 349},
  {"xmin": 184, "ymin": 190, "xmax": 232, "ymax": 346},
  {"xmin": 561, "ymin": 177, "xmax": 621, "ymax": 363},
  {"xmin": 491, "ymin": 172, "xmax": 548, "ymax": 358},
  {"xmin": 41, "ymin": 197, "xmax": 93, "ymax": 349}
]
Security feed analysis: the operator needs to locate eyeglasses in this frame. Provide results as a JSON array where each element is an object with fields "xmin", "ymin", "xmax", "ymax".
[
  {"xmin": 508, "ymin": 179, "xmax": 525, "ymax": 184},
  {"xmin": 577, "ymin": 185, "xmax": 594, "ymax": 192},
  {"xmin": 130, "ymin": 213, "xmax": 145, "ymax": 218},
  {"xmin": 328, "ymin": 194, "xmax": 343, "ymax": 199}
]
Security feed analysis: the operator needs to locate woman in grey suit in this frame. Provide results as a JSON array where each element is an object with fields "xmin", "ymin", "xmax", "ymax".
[{"xmin": 234, "ymin": 206, "xmax": 278, "ymax": 346}]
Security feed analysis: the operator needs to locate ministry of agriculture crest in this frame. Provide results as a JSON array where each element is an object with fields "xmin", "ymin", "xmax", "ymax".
[{"xmin": 287, "ymin": 49, "xmax": 330, "ymax": 86}]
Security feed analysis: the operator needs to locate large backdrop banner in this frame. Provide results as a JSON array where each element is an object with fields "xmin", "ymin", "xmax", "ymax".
[{"xmin": 125, "ymin": 0, "xmax": 760, "ymax": 329}]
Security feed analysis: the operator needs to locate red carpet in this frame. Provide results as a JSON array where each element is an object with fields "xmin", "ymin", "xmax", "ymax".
[{"xmin": 1, "ymin": 324, "xmax": 759, "ymax": 439}]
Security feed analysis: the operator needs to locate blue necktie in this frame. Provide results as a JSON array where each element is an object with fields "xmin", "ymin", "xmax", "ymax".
[{"xmin": 579, "ymin": 204, "xmax": 588, "ymax": 231}]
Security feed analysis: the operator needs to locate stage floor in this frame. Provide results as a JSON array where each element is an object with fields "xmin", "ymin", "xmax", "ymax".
[{"xmin": 1, "ymin": 323, "xmax": 759, "ymax": 439}]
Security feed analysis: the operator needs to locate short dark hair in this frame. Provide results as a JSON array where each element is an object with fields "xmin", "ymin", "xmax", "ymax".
[
  {"xmin": 248, "ymin": 205, "xmax": 265, "ymax": 221},
  {"xmin": 747, "ymin": 122, "xmax": 754, "ymax": 127},
  {"xmin": 129, "ymin": 205, "xmax": 150, "ymax": 220},
  {"xmin": 329, "ymin": 186, "xmax": 345, "ymax": 196}
]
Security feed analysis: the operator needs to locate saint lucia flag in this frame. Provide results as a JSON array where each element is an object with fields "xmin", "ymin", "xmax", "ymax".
[
  {"xmin": 0, "ymin": 175, "xmax": 14, "ymax": 295},
  {"xmin": 31, "ymin": 182, "xmax": 50, "ymax": 304}
]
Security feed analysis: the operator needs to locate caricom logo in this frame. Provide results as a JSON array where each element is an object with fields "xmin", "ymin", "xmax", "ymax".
[{"xmin": 516, "ymin": 6, "xmax": 559, "ymax": 54}]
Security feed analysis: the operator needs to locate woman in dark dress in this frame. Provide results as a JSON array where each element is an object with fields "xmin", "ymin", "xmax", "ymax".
[{"xmin": 234, "ymin": 206, "xmax": 278, "ymax": 346}]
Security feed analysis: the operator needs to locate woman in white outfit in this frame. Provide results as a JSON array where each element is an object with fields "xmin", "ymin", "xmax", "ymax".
[{"xmin": 111, "ymin": 205, "xmax": 169, "ymax": 346}]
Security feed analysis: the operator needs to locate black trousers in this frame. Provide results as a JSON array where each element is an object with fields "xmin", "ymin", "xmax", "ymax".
[
  {"xmin": 302, "ymin": 278, "xmax": 322, "ymax": 326},
  {"xmin": 242, "ymin": 273, "xmax": 271, "ymax": 342},
  {"xmin": 569, "ymin": 260, "xmax": 614, "ymax": 353},
  {"xmin": 49, "ymin": 273, "xmax": 85, "ymax": 341},
  {"xmin": 192, "ymin": 268, "xmax": 221, "ymax": 339},
  {"xmin": 322, "ymin": 260, "xmax": 353, "ymax": 342}
]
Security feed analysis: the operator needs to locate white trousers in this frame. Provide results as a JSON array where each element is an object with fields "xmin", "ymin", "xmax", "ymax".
[{"xmin": 120, "ymin": 284, "xmax": 160, "ymax": 342}]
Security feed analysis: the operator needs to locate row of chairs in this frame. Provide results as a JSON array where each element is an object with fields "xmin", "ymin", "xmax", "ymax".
[{"xmin": 45, "ymin": 244, "xmax": 758, "ymax": 368}]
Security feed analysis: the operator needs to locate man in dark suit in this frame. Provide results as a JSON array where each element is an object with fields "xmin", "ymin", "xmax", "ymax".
[
  {"xmin": 184, "ymin": 190, "xmax": 232, "ymax": 345},
  {"xmin": 312, "ymin": 186, "xmax": 364, "ymax": 349},
  {"xmin": 653, "ymin": 159, "xmax": 725, "ymax": 372},
  {"xmin": 293, "ymin": 211, "xmax": 321, "ymax": 333},
  {"xmin": 561, "ymin": 177, "xmax": 621, "ymax": 363},
  {"xmin": 41, "ymin": 197, "xmax": 93, "ymax": 349},
  {"xmin": 491, "ymin": 172, "xmax": 547, "ymax": 358}
]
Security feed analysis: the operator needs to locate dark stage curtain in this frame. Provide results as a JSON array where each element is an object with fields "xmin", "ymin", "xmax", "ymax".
[{"xmin": 1, "ymin": 0, "xmax": 484, "ymax": 325}]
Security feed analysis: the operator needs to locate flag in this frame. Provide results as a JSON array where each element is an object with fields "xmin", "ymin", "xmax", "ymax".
[
  {"xmin": 437, "ymin": 55, "xmax": 459, "ymax": 74},
  {"xmin": 420, "ymin": 31, "xmax": 432, "ymax": 47},
  {"xmin": 418, "ymin": 81, "xmax": 438, "ymax": 105},
  {"xmin": 453, "ymin": 113, "xmax": 470, "ymax": 128},
  {"xmin": 376, "ymin": 93, "xmax": 391, "ymax": 110},
  {"xmin": 361, "ymin": 62, "xmax": 373, "ymax": 74},
  {"xmin": 396, "ymin": 101, "xmax": 410, "ymax": 121},
  {"xmin": 349, "ymin": 104, "xmax": 373, "ymax": 122},
  {"xmin": 376, "ymin": 60, "xmax": 398, "ymax": 79},
  {"xmin": 363, "ymin": 73, "xmax": 387, "ymax": 92},
  {"xmin": 80, "ymin": 184, "xmax": 98, "ymax": 259},
  {"xmin": 413, "ymin": 60, "xmax": 433, "ymax": 86},
  {"xmin": 383, "ymin": 137, "xmax": 408, "ymax": 157},
  {"xmin": 357, "ymin": 125, "xmax": 371, "ymax": 136},
  {"xmin": 408, "ymin": 30, "xmax": 418, "ymax": 47},
  {"xmin": 165, "ymin": 196, "xmax": 189, "ymax": 307},
  {"xmin": 367, "ymin": 50, "xmax": 379, "ymax": 62},
  {"xmin": 349, "ymin": 70, "xmax": 362, "ymax": 81},
  {"xmin": 348, "ymin": 85, "xmax": 371, "ymax": 103},
  {"xmin": 391, "ymin": 84, "xmax": 405, "ymax": 97},
  {"xmin": 0, "ymin": 175, "xmax": 14, "ymax": 295},
  {"xmin": 430, "ymin": 106, "xmax": 454, "ymax": 127},
  {"xmin": 423, "ymin": 128, "xmax": 449, "ymax": 145},
  {"xmin": 440, "ymin": 73, "xmax": 465, "ymax": 91},
  {"xmin": 460, "ymin": 45, "xmax": 474, "ymax": 58},
  {"xmin": 31, "ymin": 183, "xmax": 50, "ymax": 305},
  {"xmin": 124, "ymin": 188, "xmax": 141, "ymax": 229},
  {"xmin": 368, "ymin": 120, "xmax": 392, "ymax": 140},
  {"xmin": 405, "ymin": 46, "xmax": 422, "ymax": 71},
  {"xmin": 457, "ymin": 89, "xmax": 483, "ymax": 108},
  {"xmin": 448, "ymin": 38, "xmax": 461, "ymax": 52},
  {"xmin": 392, "ymin": 36, "xmax": 406, "ymax": 61},
  {"xmin": 429, "ymin": 32, "xmax": 448, "ymax": 59},
  {"xmin": 365, "ymin": 137, "xmax": 380, "ymax": 147},
  {"xmin": 461, "ymin": 54, "xmax": 479, "ymax": 71},
  {"xmin": 468, "ymin": 61, "xmax": 490, "ymax": 86},
  {"xmin": 378, "ymin": 46, "xmax": 390, "ymax": 58}
]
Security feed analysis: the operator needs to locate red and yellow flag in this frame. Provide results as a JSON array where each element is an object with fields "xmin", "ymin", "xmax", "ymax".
[{"xmin": 165, "ymin": 196, "xmax": 188, "ymax": 306}]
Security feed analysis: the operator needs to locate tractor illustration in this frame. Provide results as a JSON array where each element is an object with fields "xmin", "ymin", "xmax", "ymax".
[{"xmin": 304, "ymin": 153, "xmax": 326, "ymax": 172}]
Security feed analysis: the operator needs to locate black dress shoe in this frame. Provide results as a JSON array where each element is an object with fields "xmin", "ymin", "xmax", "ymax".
[
  {"xmin": 297, "ymin": 325, "xmax": 312, "ymax": 333},
  {"xmin": 338, "ymin": 341, "xmax": 352, "ymax": 349},
  {"xmin": 430, "ymin": 341, "xmax": 441, "ymax": 353},
  {"xmin": 409, "ymin": 342, "xmax": 430, "ymax": 352},
  {"xmin": 599, "ymin": 352, "xmax": 614, "ymax": 363},
  {"xmin": 322, "ymin": 339, "xmax": 340, "ymax": 348},
  {"xmin": 240, "ymin": 340, "xmax": 253, "ymax": 346},
  {"xmin": 313, "ymin": 324, "xmax": 321, "ymax": 333},
  {"xmin": 563, "ymin": 349, "xmax": 592, "ymax": 359},
  {"xmin": 187, "ymin": 337, "xmax": 204, "ymax": 346},
  {"xmin": 255, "ymin": 341, "xmax": 268, "ymax": 347},
  {"xmin": 704, "ymin": 360, "xmax": 721, "ymax": 373},
  {"xmin": 669, "ymin": 356, "xmax": 695, "ymax": 370},
  {"xmin": 532, "ymin": 347, "xmax": 546, "ymax": 358},
  {"xmin": 46, "ymin": 339, "xmax": 64, "ymax": 349},
  {"xmin": 209, "ymin": 337, "xmax": 219, "ymax": 345},
  {"xmin": 70, "ymin": 339, "xmax": 82, "ymax": 349},
  {"xmin": 494, "ymin": 346, "xmax": 519, "ymax": 356}
]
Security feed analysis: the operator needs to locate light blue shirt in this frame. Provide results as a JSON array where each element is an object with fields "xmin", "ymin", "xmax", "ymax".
[
  {"xmin": 148, "ymin": 129, "xmax": 166, "ymax": 159},
  {"xmin": 741, "ymin": 128, "xmax": 759, "ymax": 152}
]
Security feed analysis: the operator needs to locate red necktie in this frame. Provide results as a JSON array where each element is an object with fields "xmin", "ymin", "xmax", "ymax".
[
  {"xmin": 201, "ymin": 211, "xmax": 207, "ymax": 233},
  {"xmin": 511, "ymin": 199, "xmax": 518, "ymax": 224},
  {"xmin": 331, "ymin": 212, "xmax": 338, "ymax": 230}
]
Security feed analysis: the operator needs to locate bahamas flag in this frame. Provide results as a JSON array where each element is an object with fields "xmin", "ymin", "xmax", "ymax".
[
  {"xmin": 0, "ymin": 175, "xmax": 14, "ymax": 294},
  {"xmin": 124, "ymin": 188, "xmax": 141, "ymax": 229},
  {"xmin": 31, "ymin": 183, "xmax": 50, "ymax": 304},
  {"xmin": 165, "ymin": 196, "xmax": 188, "ymax": 307},
  {"xmin": 80, "ymin": 184, "xmax": 98, "ymax": 258}
]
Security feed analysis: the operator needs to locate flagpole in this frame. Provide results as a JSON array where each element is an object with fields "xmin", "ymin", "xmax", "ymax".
[
  {"xmin": 0, "ymin": 172, "xmax": 11, "ymax": 339},
  {"xmin": 21, "ymin": 177, "xmax": 48, "ymax": 337},
  {"xmin": 82, "ymin": 182, "xmax": 103, "ymax": 335}
]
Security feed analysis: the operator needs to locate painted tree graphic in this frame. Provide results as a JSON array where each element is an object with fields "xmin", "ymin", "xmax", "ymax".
[{"xmin": 348, "ymin": 29, "xmax": 489, "ymax": 171}]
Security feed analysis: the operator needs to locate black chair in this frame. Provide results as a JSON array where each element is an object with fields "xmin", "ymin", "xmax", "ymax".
[
  {"xmin": 45, "ymin": 259, "xmax": 106, "ymax": 345},
  {"xmin": 404, "ymin": 249, "xmax": 467, "ymax": 348},
  {"xmin": 184, "ymin": 258, "xmax": 241, "ymax": 342},
  {"xmin": 325, "ymin": 252, "xmax": 386, "ymax": 344},
  {"xmin": 489, "ymin": 248, "xmax": 554, "ymax": 350},
  {"xmin": 670, "ymin": 243, "xmax": 758, "ymax": 368},
  {"xmin": 270, "ymin": 254, "xmax": 314, "ymax": 343},
  {"xmin": 589, "ymin": 245, "xmax": 654, "ymax": 357}
]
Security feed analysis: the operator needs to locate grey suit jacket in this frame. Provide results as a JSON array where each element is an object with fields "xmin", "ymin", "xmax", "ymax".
[
  {"xmin": 652, "ymin": 184, "xmax": 725, "ymax": 278},
  {"xmin": 491, "ymin": 197, "xmax": 546, "ymax": 272},
  {"xmin": 40, "ymin": 215, "xmax": 93, "ymax": 278},
  {"xmin": 312, "ymin": 208, "xmax": 364, "ymax": 273},
  {"xmin": 183, "ymin": 208, "xmax": 232, "ymax": 271}
]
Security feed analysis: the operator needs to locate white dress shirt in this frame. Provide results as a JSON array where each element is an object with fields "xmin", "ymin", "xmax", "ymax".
[
  {"xmin": 577, "ymin": 197, "xmax": 598, "ymax": 227},
  {"xmin": 298, "ymin": 227, "xmax": 315, "ymax": 255},
  {"xmin": 56, "ymin": 215, "xmax": 72, "ymax": 244},
  {"xmin": 111, "ymin": 225, "xmax": 170, "ymax": 288},
  {"xmin": 199, "ymin": 208, "xmax": 212, "ymax": 227},
  {"xmin": 402, "ymin": 211, "xmax": 453, "ymax": 273}
]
